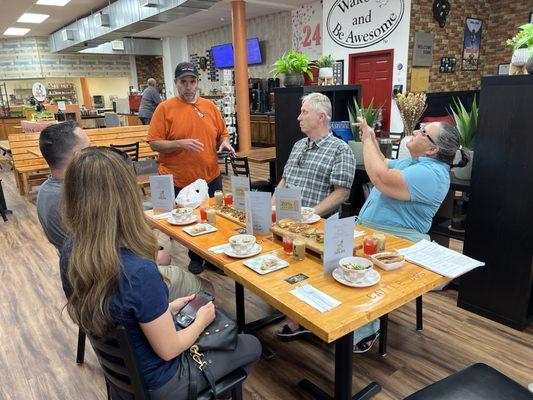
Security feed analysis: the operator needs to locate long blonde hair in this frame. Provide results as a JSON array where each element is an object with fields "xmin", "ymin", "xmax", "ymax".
[{"xmin": 63, "ymin": 147, "xmax": 159, "ymax": 336}]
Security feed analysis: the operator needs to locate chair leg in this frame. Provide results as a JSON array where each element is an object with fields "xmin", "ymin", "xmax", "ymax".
[
  {"xmin": 0, "ymin": 206, "xmax": 7, "ymax": 222},
  {"xmin": 416, "ymin": 296, "xmax": 423, "ymax": 331},
  {"xmin": 379, "ymin": 314, "xmax": 388, "ymax": 356},
  {"xmin": 231, "ymin": 382, "xmax": 243, "ymax": 400},
  {"xmin": 76, "ymin": 328, "xmax": 86, "ymax": 364}
]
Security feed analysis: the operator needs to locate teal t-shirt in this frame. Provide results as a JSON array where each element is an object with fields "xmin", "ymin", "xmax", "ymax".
[{"xmin": 359, "ymin": 157, "xmax": 450, "ymax": 233}]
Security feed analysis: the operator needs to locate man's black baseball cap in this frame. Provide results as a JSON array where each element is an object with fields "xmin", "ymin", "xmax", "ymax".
[{"xmin": 174, "ymin": 62, "xmax": 199, "ymax": 79}]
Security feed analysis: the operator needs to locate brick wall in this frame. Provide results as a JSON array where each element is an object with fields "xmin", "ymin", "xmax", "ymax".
[
  {"xmin": 135, "ymin": 56, "xmax": 164, "ymax": 86},
  {"xmin": 408, "ymin": 0, "xmax": 531, "ymax": 93}
]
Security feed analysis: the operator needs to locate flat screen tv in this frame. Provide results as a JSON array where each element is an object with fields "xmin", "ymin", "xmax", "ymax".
[{"xmin": 211, "ymin": 38, "xmax": 263, "ymax": 68}]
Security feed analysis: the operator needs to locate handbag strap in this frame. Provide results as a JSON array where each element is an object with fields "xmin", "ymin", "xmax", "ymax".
[{"xmin": 188, "ymin": 345, "xmax": 218, "ymax": 399}]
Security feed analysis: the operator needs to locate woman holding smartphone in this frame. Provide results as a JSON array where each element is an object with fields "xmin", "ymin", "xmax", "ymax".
[{"xmin": 60, "ymin": 147, "xmax": 261, "ymax": 399}]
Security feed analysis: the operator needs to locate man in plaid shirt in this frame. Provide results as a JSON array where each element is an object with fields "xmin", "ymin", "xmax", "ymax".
[{"xmin": 277, "ymin": 92, "xmax": 356, "ymax": 217}]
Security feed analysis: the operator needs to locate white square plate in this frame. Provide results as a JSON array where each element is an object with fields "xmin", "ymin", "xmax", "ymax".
[
  {"xmin": 243, "ymin": 254, "xmax": 289, "ymax": 275},
  {"xmin": 183, "ymin": 223, "xmax": 217, "ymax": 237}
]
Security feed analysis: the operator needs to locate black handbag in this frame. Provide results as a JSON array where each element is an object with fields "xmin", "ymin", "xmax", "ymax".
[{"xmin": 181, "ymin": 308, "xmax": 238, "ymax": 400}]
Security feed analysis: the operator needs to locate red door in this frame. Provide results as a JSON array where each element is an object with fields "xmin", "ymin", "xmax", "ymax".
[{"xmin": 348, "ymin": 50, "xmax": 393, "ymax": 131}]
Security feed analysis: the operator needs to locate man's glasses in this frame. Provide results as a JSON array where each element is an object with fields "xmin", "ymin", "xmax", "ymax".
[
  {"xmin": 419, "ymin": 127, "xmax": 437, "ymax": 146},
  {"xmin": 297, "ymin": 144, "xmax": 313, "ymax": 167},
  {"xmin": 192, "ymin": 103, "xmax": 204, "ymax": 118}
]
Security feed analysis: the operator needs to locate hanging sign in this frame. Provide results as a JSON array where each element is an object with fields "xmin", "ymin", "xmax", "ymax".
[{"xmin": 326, "ymin": 0, "xmax": 405, "ymax": 49}]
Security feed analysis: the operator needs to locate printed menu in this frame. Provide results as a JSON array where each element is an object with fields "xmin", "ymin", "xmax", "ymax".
[
  {"xmin": 150, "ymin": 175, "xmax": 175, "ymax": 211},
  {"xmin": 323, "ymin": 214, "xmax": 356, "ymax": 276},
  {"xmin": 245, "ymin": 191, "xmax": 272, "ymax": 235},
  {"xmin": 231, "ymin": 176, "xmax": 250, "ymax": 211},
  {"xmin": 274, "ymin": 187, "xmax": 302, "ymax": 221}
]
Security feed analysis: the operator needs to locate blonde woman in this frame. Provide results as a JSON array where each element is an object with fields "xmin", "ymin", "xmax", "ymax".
[{"xmin": 60, "ymin": 147, "xmax": 260, "ymax": 399}]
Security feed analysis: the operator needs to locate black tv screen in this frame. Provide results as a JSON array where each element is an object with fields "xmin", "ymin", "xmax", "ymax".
[{"xmin": 210, "ymin": 38, "xmax": 263, "ymax": 68}]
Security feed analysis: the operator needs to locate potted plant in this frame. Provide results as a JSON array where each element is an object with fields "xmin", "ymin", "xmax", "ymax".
[
  {"xmin": 395, "ymin": 92, "xmax": 427, "ymax": 159},
  {"xmin": 318, "ymin": 54, "xmax": 335, "ymax": 85},
  {"xmin": 347, "ymin": 97, "xmax": 382, "ymax": 166},
  {"xmin": 506, "ymin": 23, "xmax": 533, "ymax": 74},
  {"xmin": 448, "ymin": 96, "xmax": 478, "ymax": 180},
  {"xmin": 271, "ymin": 50, "xmax": 315, "ymax": 87}
]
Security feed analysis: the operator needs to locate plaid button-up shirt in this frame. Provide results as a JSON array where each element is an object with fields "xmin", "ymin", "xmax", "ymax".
[{"xmin": 282, "ymin": 133, "xmax": 356, "ymax": 208}]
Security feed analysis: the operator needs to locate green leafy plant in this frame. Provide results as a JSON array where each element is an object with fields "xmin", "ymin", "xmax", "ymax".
[
  {"xmin": 318, "ymin": 54, "xmax": 335, "ymax": 68},
  {"xmin": 507, "ymin": 23, "xmax": 533, "ymax": 56},
  {"xmin": 271, "ymin": 50, "xmax": 315, "ymax": 79},
  {"xmin": 347, "ymin": 97, "xmax": 382, "ymax": 142},
  {"xmin": 448, "ymin": 96, "xmax": 478, "ymax": 150}
]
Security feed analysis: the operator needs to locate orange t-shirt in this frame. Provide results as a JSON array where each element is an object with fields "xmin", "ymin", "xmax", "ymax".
[{"xmin": 147, "ymin": 96, "xmax": 229, "ymax": 188}]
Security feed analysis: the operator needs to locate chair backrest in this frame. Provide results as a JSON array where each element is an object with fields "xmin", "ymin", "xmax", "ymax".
[
  {"xmin": 111, "ymin": 142, "xmax": 140, "ymax": 162},
  {"xmin": 105, "ymin": 112, "xmax": 121, "ymax": 128},
  {"xmin": 229, "ymin": 156, "xmax": 251, "ymax": 177},
  {"xmin": 382, "ymin": 131, "xmax": 404, "ymax": 159},
  {"xmin": 87, "ymin": 326, "xmax": 150, "ymax": 400}
]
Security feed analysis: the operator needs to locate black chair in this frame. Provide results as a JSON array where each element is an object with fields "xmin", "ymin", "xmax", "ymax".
[
  {"xmin": 0, "ymin": 179, "xmax": 9, "ymax": 222},
  {"xmin": 381, "ymin": 131, "xmax": 404, "ymax": 159},
  {"xmin": 404, "ymin": 363, "xmax": 532, "ymax": 399},
  {"xmin": 229, "ymin": 156, "xmax": 271, "ymax": 192},
  {"xmin": 88, "ymin": 325, "xmax": 247, "ymax": 400},
  {"xmin": 111, "ymin": 142, "xmax": 140, "ymax": 163}
]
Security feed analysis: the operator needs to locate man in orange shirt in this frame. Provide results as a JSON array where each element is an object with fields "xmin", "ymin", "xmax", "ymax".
[{"xmin": 148, "ymin": 62, "xmax": 235, "ymax": 274}]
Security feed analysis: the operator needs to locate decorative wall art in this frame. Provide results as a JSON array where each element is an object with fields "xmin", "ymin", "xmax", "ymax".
[
  {"xmin": 440, "ymin": 57, "xmax": 457, "ymax": 73},
  {"xmin": 462, "ymin": 17, "xmax": 483, "ymax": 71},
  {"xmin": 332, "ymin": 60, "xmax": 344, "ymax": 85}
]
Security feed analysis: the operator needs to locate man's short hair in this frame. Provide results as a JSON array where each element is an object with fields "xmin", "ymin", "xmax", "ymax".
[
  {"xmin": 39, "ymin": 121, "xmax": 81, "ymax": 169},
  {"xmin": 147, "ymin": 78, "xmax": 156, "ymax": 86},
  {"xmin": 301, "ymin": 92, "xmax": 332, "ymax": 122}
]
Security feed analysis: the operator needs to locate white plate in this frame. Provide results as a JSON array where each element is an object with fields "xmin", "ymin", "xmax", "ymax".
[
  {"xmin": 332, "ymin": 267, "xmax": 381, "ymax": 288},
  {"xmin": 224, "ymin": 244, "xmax": 262, "ymax": 259},
  {"xmin": 183, "ymin": 223, "xmax": 217, "ymax": 236},
  {"xmin": 302, "ymin": 214, "xmax": 321, "ymax": 224},
  {"xmin": 370, "ymin": 252, "xmax": 405, "ymax": 271},
  {"xmin": 243, "ymin": 254, "xmax": 289, "ymax": 275},
  {"xmin": 167, "ymin": 215, "xmax": 198, "ymax": 226}
]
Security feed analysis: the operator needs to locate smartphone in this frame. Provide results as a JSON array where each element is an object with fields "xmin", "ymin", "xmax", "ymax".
[{"xmin": 174, "ymin": 291, "xmax": 215, "ymax": 328}]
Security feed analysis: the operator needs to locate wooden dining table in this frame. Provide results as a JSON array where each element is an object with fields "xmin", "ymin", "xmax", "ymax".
[
  {"xmin": 145, "ymin": 204, "xmax": 450, "ymax": 400},
  {"xmin": 236, "ymin": 147, "xmax": 276, "ymax": 189}
]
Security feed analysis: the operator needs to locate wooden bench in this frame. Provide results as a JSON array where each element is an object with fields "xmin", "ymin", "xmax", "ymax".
[{"xmin": 8, "ymin": 125, "xmax": 157, "ymax": 197}]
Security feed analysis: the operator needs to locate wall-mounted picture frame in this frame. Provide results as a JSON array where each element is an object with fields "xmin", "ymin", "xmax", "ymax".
[
  {"xmin": 462, "ymin": 17, "xmax": 483, "ymax": 71},
  {"xmin": 498, "ymin": 64, "xmax": 510, "ymax": 75},
  {"xmin": 332, "ymin": 60, "xmax": 344, "ymax": 85}
]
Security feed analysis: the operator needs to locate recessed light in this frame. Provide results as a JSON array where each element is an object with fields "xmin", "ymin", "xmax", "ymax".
[
  {"xmin": 36, "ymin": 0, "xmax": 72, "ymax": 6},
  {"xmin": 3, "ymin": 27, "xmax": 31, "ymax": 36},
  {"xmin": 17, "ymin": 13, "xmax": 50, "ymax": 24}
]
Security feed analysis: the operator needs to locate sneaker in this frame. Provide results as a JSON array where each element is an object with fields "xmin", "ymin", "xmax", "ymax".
[
  {"xmin": 204, "ymin": 262, "xmax": 226, "ymax": 276},
  {"xmin": 353, "ymin": 332, "xmax": 380, "ymax": 354},
  {"xmin": 188, "ymin": 259, "xmax": 204, "ymax": 275},
  {"xmin": 275, "ymin": 324, "xmax": 310, "ymax": 341}
]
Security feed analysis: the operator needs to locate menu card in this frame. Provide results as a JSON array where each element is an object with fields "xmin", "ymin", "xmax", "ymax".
[
  {"xmin": 274, "ymin": 187, "xmax": 302, "ymax": 221},
  {"xmin": 323, "ymin": 213, "xmax": 356, "ymax": 276},
  {"xmin": 231, "ymin": 176, "xmax": 250, "ymax": 211},
  {"xmin": 150, "ymin": 175, "xmax": 175, "ymax": 211},
  {"xmin": 245, "ymin": 191, "xmax": 272, "ymax": 235}
]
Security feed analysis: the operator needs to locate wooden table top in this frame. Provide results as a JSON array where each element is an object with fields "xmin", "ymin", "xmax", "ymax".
[
  {"xmin": 236, "ymin": 147, "xmax": 276, "ymax": 163},
  {"xmin": 145, "ymin": 207, "xmax": 282, "ymax": 268},
  {"xmin": 225, "ymin": 231, "xmax": 449, "ymax": 343},
  {"xmin": 27, "ymin": 148, "xmax": 42, "ymax": 157}
]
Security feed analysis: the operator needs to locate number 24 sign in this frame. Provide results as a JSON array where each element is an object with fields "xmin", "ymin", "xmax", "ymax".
[{"xmin": 303, "ymin": 24, "xmax": 321, "ymax": 47}]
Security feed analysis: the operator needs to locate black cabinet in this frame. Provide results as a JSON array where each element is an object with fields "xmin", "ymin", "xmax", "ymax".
[
  {"xmin": 457, "ymin": 75, "xmax": 533, "ymax": 330},
  {"xmin": 273, "ymin": 85, "xmax": 361, "ymax": 180}
]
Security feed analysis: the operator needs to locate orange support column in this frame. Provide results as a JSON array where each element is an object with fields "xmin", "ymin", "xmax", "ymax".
[
  {"xmin": 231, "ymin": 0, "xmax": 251, "ymax": 153},
  {"xmin": 80, "ymin": 77, "xmax": 92, "ymax": 109}
]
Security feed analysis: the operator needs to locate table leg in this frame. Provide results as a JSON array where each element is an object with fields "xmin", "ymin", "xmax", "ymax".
[
  {"xmin": 235, "ymin": 282, "xmax": 245, "ymax": 333},
  {"xmin": 299, "ymin": 332, "xmax": 381, "ymax": 400},
  {"xmin": 416, "ymin": 296, "xmax": 423, "ymax": 331}
]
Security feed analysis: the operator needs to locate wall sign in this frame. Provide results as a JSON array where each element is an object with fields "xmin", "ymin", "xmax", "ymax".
[
  {"xmin": 292, "ymin": 1, "xmax": 323, "ymax": 60},
  {"xmin": 413, "ymin": 31, "xmax": 435, "ymax": 67},
  {"xmin": 326, "ymin": 0, "xmax": 405, "ymax": 49}
]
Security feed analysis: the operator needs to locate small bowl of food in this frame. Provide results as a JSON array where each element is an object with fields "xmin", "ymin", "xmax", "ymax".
[
  {"xmin": 371, "ymin": 252, "xmax": 405, "ymax": 271},
  {"xmin": 339, "ymin": 256, "xmax": 373, "ymax": 282},
  {"xmin": 228, "ymin": 234, "xmax": 256, "ymax": 255},
  {"xmin": 301, "ymin": 207, "xmax": 315, "ymax": 222},
  {"xmin": 171, "ymin": 207, "xmax": 194, "ymax": 222}
]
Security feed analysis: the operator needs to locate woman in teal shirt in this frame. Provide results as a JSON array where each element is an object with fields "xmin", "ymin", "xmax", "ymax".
[{"xmin": 353, "ymin": 118, "xmax": 468, "ymax": 352}]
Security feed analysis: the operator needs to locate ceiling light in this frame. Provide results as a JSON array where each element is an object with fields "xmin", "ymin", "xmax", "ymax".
[
  {"xmin": 36, "ymin": 0, "xmax": 72, "ymax": 6},
  {"xmin": 3, "ymin": 27, "xmax": 31, "ymax": 36},
  {"xmin": 17, "ymin": 13, "xmax": 50, "ymax": 24}
]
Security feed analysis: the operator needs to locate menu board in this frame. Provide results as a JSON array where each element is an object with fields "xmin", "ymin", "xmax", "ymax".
[
  {"xmin": 323, "ymin": 214, "xmax": 356, "ymax": 276},
  {"xmin": 275, "ymin": 187, "xmax": 302, "ymax": 221},
  {"xmin": 150, "ymin": 175, "xmax": 175, "ymax": 211},
  {"xmin": 231, "ymin": 176, "xmax": 250, "ymax": 211}
]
